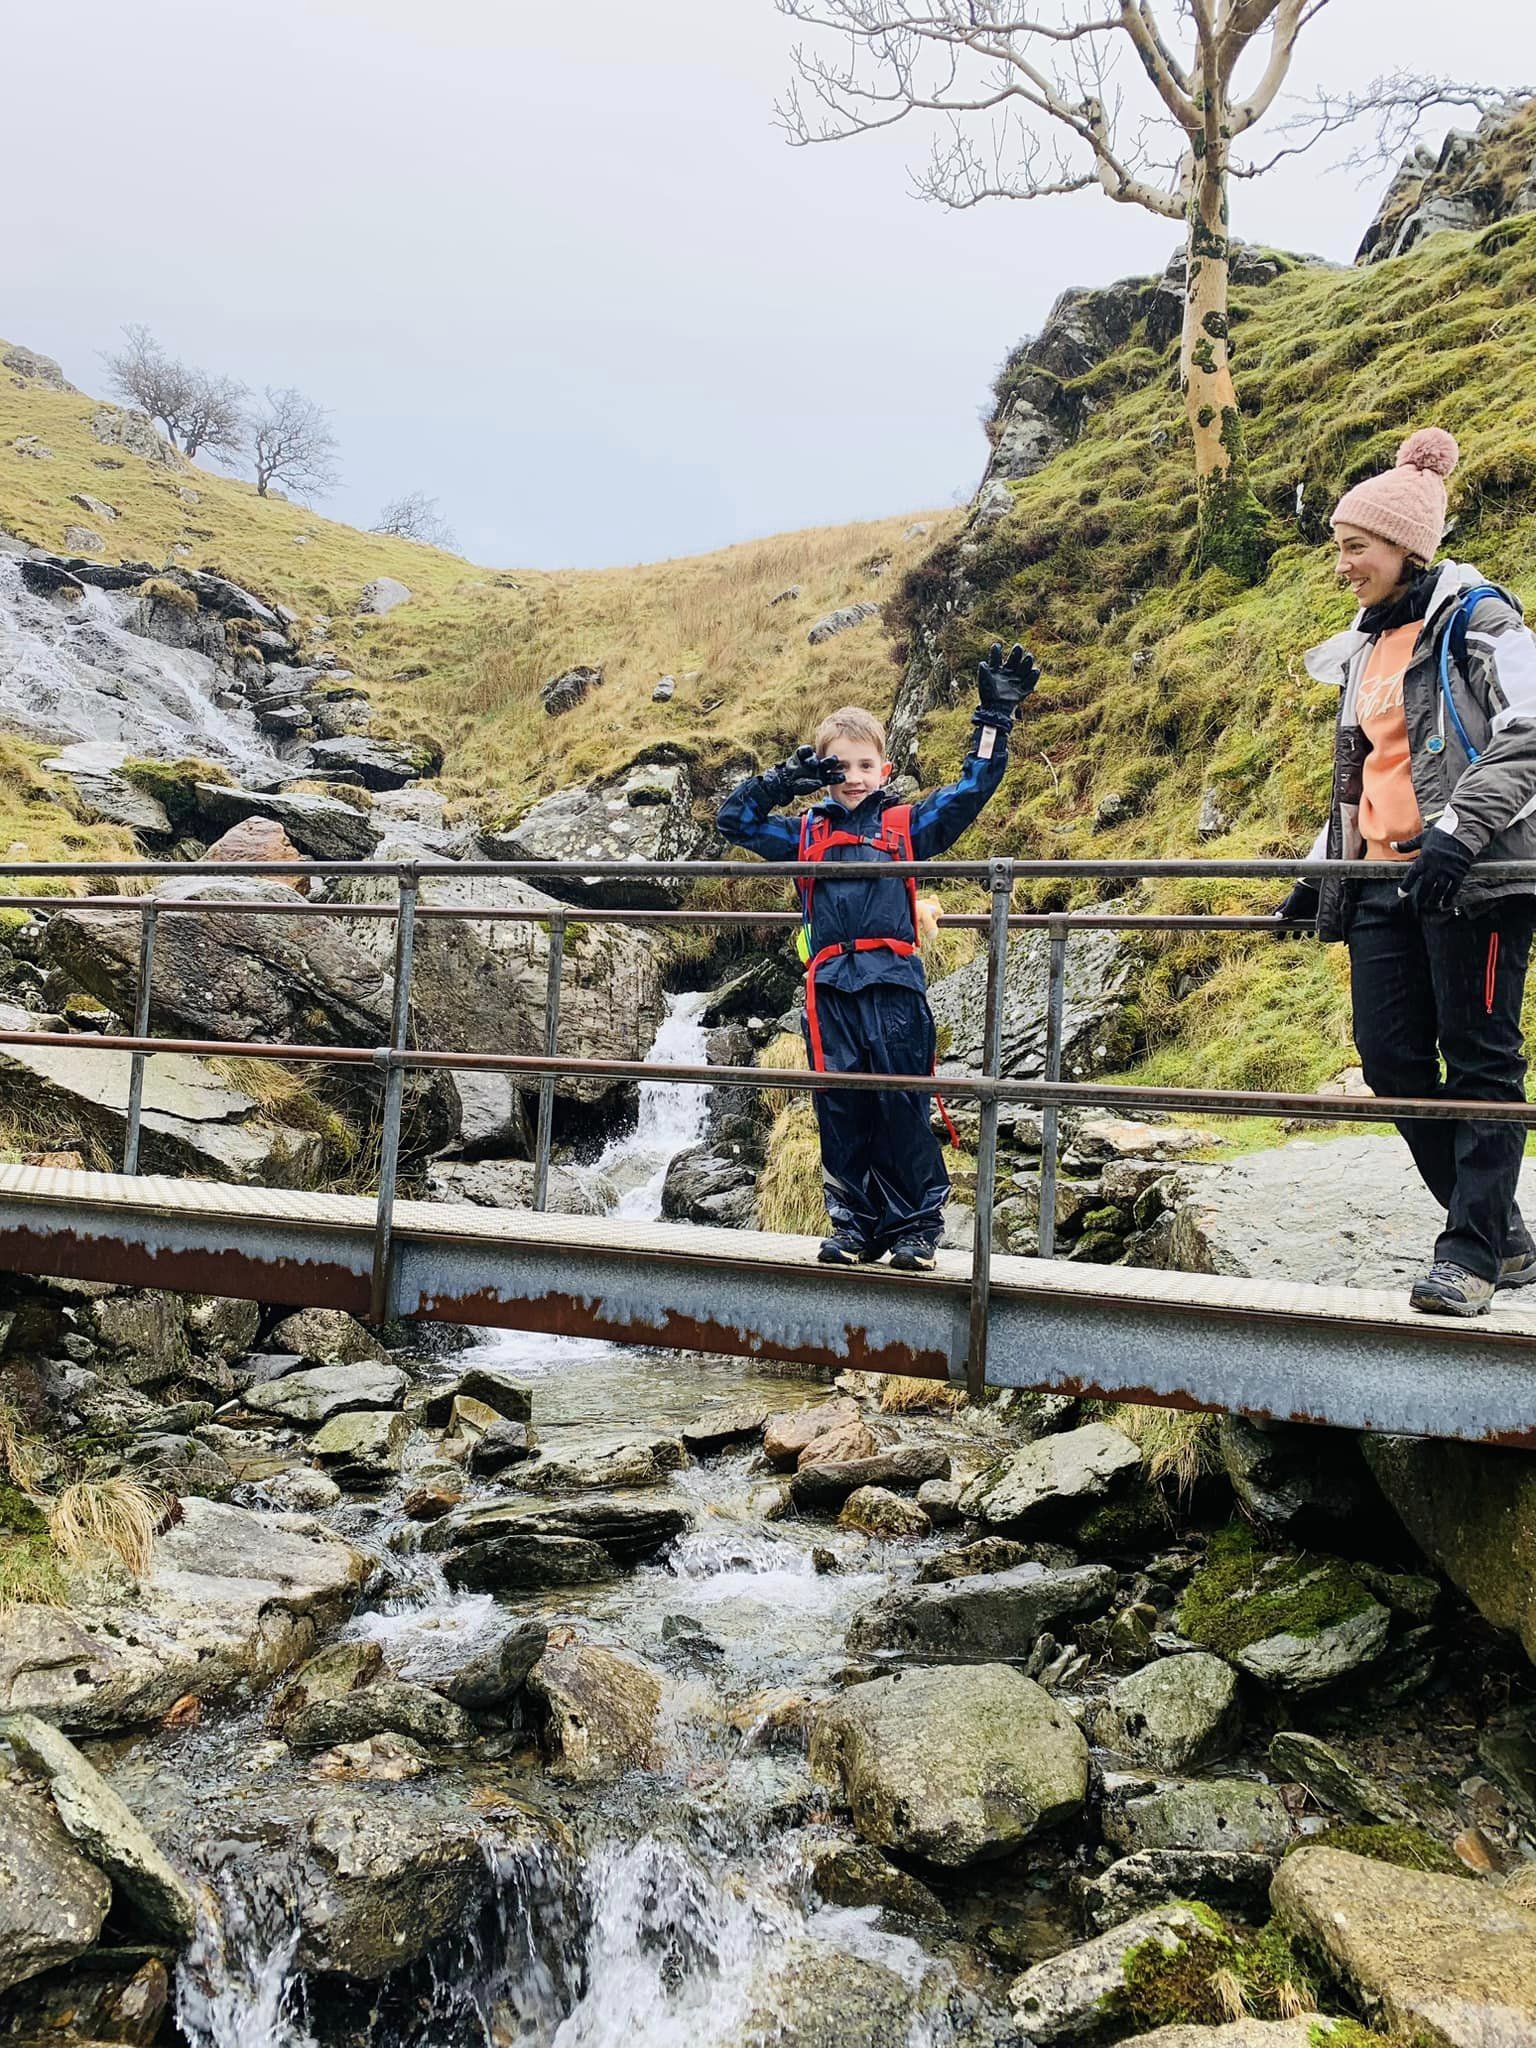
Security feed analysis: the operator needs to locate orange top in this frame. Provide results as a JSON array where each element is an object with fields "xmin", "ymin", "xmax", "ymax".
[{"xmin": 1356, "ymin": 621, "xmax": 1424, "ymax": 862}]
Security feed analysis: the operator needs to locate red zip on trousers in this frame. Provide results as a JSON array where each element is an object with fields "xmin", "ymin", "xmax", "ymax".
[{"xmin": 1487, "ymin": 931, "xmax": 1500, "ymax": 1016}]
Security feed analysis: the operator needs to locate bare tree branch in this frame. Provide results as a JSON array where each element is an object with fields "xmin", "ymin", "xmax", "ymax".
[
  {"xmin": 372, "ymin": 490, "xmax": 459, "ymax": 551},
  {"xmin": 101, "ymin": 326, "xmax": 246, "ymax": 459},
  {"xmin": 247, "ymin": 387, "xmax": 339, "ymax": 502},
  {"xmin": 1277, "ymin": 69, "xmax": 1527, "ymax": 177}
]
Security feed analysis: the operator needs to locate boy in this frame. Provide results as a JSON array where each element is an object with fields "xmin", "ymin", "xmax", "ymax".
[{"xmin": 718, "ymin": 641, "xmax": 1038, "ymax": 1269}]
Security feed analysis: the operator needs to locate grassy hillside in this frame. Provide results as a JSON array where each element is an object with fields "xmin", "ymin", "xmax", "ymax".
[
  {"xmin": 0, "ymin": 361, "xmax": 950, "ymax": 829},
  {"xmin": 892, "ymin": 211, "xmax": 1536, "ymax": 1095}
]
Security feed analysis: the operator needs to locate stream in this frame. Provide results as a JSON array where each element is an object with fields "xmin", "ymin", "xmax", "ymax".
[{"xmin": 107, "ymin": 994, "xmax": 1032, "ymax": 2048}]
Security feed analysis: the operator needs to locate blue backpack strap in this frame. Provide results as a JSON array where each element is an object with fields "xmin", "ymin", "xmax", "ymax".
[{"xmin": 1439, "ymin": 583, "xmax": 1515, "ymax": 766}]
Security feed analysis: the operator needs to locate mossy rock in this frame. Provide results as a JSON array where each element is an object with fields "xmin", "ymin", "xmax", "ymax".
[
  {"xmin": 1101, "ymin": 1908, "xmax": 1317, "ymax": 2033},
  {"xmin": 0, "ymin": 1480, "xmax": 48, "ymax": 1536},
  {"xmin": 1177, "ymin": 1522, "xmax": 1378, "ymax": 1659},
  {"xmin": 1288, "ymin": 1822, "xmax": 1464, "ymax": 1879},
  {"xmin": 119, "ymin": 756, "xmax": 233, "ymax": 835},
  {"xmin": 134, "ymin": 576, "xmax": 199, "ymax": 614}
]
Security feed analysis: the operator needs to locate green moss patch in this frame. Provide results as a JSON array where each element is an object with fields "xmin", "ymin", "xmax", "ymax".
[
  {"xmin": 1289, "ymin": 1822, "xmax": 1464, "ymax": 1878},
  {"xmin": 1177, "ymin": 1522, "xmax": 1376, "ymax": 1658},
  {"xmin": 1101, "ymin": 1910, "xmax": 1318, "ymax": 2032},
  {"xmin": 119, "ymin": 755, "xmax": 232, "ymax": 834}
]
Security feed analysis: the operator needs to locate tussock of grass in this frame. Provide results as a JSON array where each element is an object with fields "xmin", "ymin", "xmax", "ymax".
[
  {"xmin": 0, "ymin": 736, "xmax": 139, "ymax": 903},
  {"xmin": 47, "ymin": 1476, "xmax": 164, "ymax": 1580},
  {"xmin": 880, "ymin": 1375, "xmax": 964, "ymax": 1414},
  {"xmin": 0, "ymin": 1398, "xmax": 44, "ymax": 1492},
  {"xmin": 1107, "ymin": 1403, "xmax": 1221, "ymax": 1500},
  {"xmin": 755, "ymin": 1099, "xmax": 829, "ymax": 1238}
]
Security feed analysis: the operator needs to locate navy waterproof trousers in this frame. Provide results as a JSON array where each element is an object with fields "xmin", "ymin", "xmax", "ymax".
[{"xmin": 806, "ymin": 983, "xmax": 949, "ymax": 1250}]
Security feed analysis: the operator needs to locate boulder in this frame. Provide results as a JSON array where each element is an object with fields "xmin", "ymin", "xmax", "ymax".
[
  {"xmin": 1113, "ymin": 2025, "xmax": 1344, "ymax": 2047},
  {"xmin": 2, "ymin": 1714, "xmax": 196, "ymax": 1941},
  {"xmin": 306, "ymin": 736, "xmax": 434, "ymax": 789},
  {"xmin": 438, "ymin": 1070, "xmax": 529, "ymax": 1159},
  {"xmin": 122, "ymin": 1433, "xmax": 236, "ymax": 1500},
  {"xmin": 309, "ymin": 1409, "xmax": 409, "ymax": 1487},
  {"xmin": 41, "ymin": 744, "xmax": 173, "ymax": 836},
  {"xmin": 441, "ymin": 1532, "xmax": 615, "ymax": 1591},
  {"xmin": 0, "ymin": 1778, "xmax": 110, "ymax": 1994},
  {"xmin": 467, "ymin": 1417, "xmax": 534, "ymax": 1475},
  {"xmin": 931, "ymin": 918, "xmax": 1133, "ymax": 1081},
  {"xmin": 1008, "ymin": 1905, "xmax": 1214, "ymax": 2042},
  {"xmin": 763, "ymin": 1399, "xmax": 862, "ymax": 1468},
  {"xmin": 330, "ymin": 853, "xmax": 665, "ymax": 1108},
  {"xmin": 420, "ymin": 1368, "xmax": 534, "ymax": 1427},
  {"xmin": 1176, "ymin": 1526, "xmax": 1393, "ymax": 1697},
  {"xmin": 806, "ymin": 601, "xmax": 881, "ymax": 645},
  {"xmin": 311, "ymin": 1732, "xmax": 427, "ymax": 1782},
  {"xmin": 845, "ymin": 1561, "xmax": 1115, "ymax": 1664},
  {"xmin": 805, "ymin": 1840, "xmax": 947, "ymax": 1922},
  {"xmin": 916, "ymin": 1536, "xmax": 1038, "ymax": 1583},
  {"xmin": 431, "ymin": 1619, "xmax": 549, "ymax": 1710},
  {"xmin": 1266, "ymin": 1730, "xmax": 1409, "ymax": 1826},
  {"xmin": 0, "ymin": 1003, "xmax": 321, "ymax": 1186},
  {"xmin": 526, "ymin": 1641, "xmax": 663, "ymax": 1781},
  {"xmin": 244, "ymin": 1359, "xmax": 405, "ymax": 1425},
  {"xmin": 205, "ymin": 816, "xmax": 306, "ymax": 879},
  {"xmin": 480, "ymin": 762, "xmax": 702, "ymax": 908},
  {"xmin": 1089, "ymin": 1654, "xmax": 1241, "ymax": 1772},
  {"xmin": 726, "ymin": 1942, "xmax": 940, "ymax": 2048},
  {"xmin": 0, "ymin": 1499, "xmax": 366, "ymax": 1731},
  {"xmin": 681, "ymin": 1403, "xmax": 768, "ymax": 1454},
  {"xmin": 427, "ymin": 1156, "xmax": 614, "ymax": 1214},
  {"xmin": 429, "ymin": 1494, "xmax": 691, "ymax": 1567},
  {"xmin": 1218, "ymin": 1414, "xmax": 1372, "ymax": 1545},
  {"xmin": 357, "ymin": 577, "xmax": 411, "ymax": 615},
  {"xmin": 1074, "ymin": 1849, "xmax": 1275, "ymax": 1936},
  {"xmin": 1271, "ymin": 1846, "xmax": 1536, "ymax": 2044},
  {"xmin": 838, "ymin": 1486, "xmax": 931, "ymax": 1539},
  {"xmin": 268, "ymin": 1307, "xmax": 389, "ymax": 1366},
  {"xmin": 916, "ymin": 1478, "xmax": 963, "ymax": 1526},
  {"xmin": 661, "ymin": 1146, "xmax": 757, "ymax": 1227},
  {"xmin": 1103, "ymin": 1779, "xmax": 1293, "ymax": 1859},
  {"xmin": 516, "ymin": 1435, "xmax": 686, "ymax": 1492},
  {"xmin": 267, "ymin": 1640, "xmax": 384, "ymax": 1727},
  {"xmin": 1363, "ymin": 1435, "xmax": 1536, "ymax": 1665},
  {"xmin": 191, "ymin": 782, "xmax": 383, "ymax": 861},
  {"xmin": 808, "ymin": 1663, "xmax": 1088, "ymax": 1867},
  {"xmin": 959, "ymin": 1422, "xmax": 1142, "ymax": 1532},
  {"xmin": 790, "ymin": 1445, "xmax": 951, "ymax": 1511},
  {"xmin": 89, "ymin": 406, "xmax": 178, "ymax": 464},
  {"xmin": 799, "ymin": 1417, "xmax": 880, "ymax": 1469},
  {"xmin": 282, "ymin": 1680, "xmax": 476, "ymax": 1751},
  {"xmin": 540, "ymin": 663, "xmax": 602, "ymax": 715}
]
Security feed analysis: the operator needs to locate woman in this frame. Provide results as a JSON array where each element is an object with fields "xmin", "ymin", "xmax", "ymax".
[{"xmin": 1278, "ymin": 428, "xmax": 1536, "ymax": 1315}]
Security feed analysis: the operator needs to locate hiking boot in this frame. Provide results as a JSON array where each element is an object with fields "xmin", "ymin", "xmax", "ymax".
[
  {"xmin": 1498, "ymin": 1247, "xmax": 1536, "ymax": 1290},
  {"xmin": 1409, "ymin": 1261, "xmax": 1495, "ymax": 1317},
  {"xmin": 888, "ymin": 1237, "xmax": 939, "ymax": 1273},
  {"xmin": 818, "ymin": 1230, "xmax": 872, "ymax": 1267}
]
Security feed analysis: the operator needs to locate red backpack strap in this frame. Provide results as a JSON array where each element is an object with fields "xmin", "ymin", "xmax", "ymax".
[{"xmin": 878, "ymin": 803, "xmax": 919, "ymax": 929}]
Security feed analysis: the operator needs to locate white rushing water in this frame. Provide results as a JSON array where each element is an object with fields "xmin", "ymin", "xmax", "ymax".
[{"xmin": 0, "ymin": 553, "xmax": 281, "ymax": 776}]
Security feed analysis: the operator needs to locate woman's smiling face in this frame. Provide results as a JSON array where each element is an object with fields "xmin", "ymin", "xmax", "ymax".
[{"xmin": 1333, "ymin": 522, "xmax": 1415, "ymax": 609}]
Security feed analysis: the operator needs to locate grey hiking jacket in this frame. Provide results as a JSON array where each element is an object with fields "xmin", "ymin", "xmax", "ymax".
[{"xmin": 1302, "ymin": 560, "xmax": 1536, "ymax": 939}]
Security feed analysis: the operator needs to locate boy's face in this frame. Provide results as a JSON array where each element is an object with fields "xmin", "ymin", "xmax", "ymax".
[{"xmin": 824, "ymin": 736, "xmax": 889, "ymax": 807}]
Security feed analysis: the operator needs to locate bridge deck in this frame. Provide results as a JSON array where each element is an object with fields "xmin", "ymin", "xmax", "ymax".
[{"xmin": 1, "ymin": 1164, "xmax": 1533, "ymax": 1445}]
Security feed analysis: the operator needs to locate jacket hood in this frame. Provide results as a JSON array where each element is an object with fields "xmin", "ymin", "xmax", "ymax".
[{"xmin": 1302, "ymin": 561, "xmax": 1512, "ymax": 689}]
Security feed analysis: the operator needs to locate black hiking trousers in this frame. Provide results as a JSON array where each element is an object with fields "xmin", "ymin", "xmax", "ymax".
[{"xmin": 1348, "ymin": 877, "xmax": 1536, "ymax": 1280}]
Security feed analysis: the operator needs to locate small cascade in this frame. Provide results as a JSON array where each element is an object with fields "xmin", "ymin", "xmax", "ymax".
[
  {"xmin": 0, "ymin": 553, "xmax": 282, "ymax": 777},
  {"xmin": 593, "ymin": 988, "xmax": 712, "ymax": 1220}
]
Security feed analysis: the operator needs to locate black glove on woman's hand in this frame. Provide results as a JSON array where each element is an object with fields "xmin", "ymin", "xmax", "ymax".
[
  {"xmin": 977, "ymin": 642, "xmax": 1040, "ymax": 717},
  {"xmin": 1394, "ymin": 828, "xmax": 1474, "ymax": 914},
  {"xmin": 1272, "ymin": 879, "xmax": 1320, "ymax": 935},
  {"xmin": 760, "ymin": 744, "xmax": 845, "ymax": 807}
]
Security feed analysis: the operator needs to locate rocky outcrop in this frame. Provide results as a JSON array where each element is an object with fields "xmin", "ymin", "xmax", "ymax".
[
  {"xmin": 193, "ymin": 782, "xmax": 383, "ymax": 860},
  {"xmin": 2, "ymin": 340, "xmax": 77, "ymax": 391},
  {"xmin": 540, "ymin": 664, "xmax": 602, "ymax": 715},
  {"xmin": 930, "ymin": 918, "xmax": 1134, "ymax": 1081},
  {"xmin": 807, "ymin": 602, "xmax": 881, "ymax": 645},
  {"xmin": 480, "ymin": 760, "xmax": 702, "ymax": 907},
  {"xmin": 1358, "ymin": 96, "xmax": 1536, "ymax": 264},
  {"xmin": 0, "ymin": 1777, "xmax": 110, "ymax": 1993}
]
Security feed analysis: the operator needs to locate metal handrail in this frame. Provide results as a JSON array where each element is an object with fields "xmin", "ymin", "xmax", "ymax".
[{"xmin": 5, "ymin": 850, "xmax": 1536, "ymax": 1397}]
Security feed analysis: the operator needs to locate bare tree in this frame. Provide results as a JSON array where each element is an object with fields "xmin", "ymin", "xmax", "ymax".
[
  {"xmin": 102, "ymin": 324, "xmax": 247, "ymax": 460},
  {"xmin": 776, "ymin": 5, "xmax": 1507, "ymax": 582},
  {"xmin": 372, "ymin": 489, "xmax": 459, "ymax": 551},
  {"xmin": 248, "ymin": 386, "xmax": 340, "ymax": 500}
]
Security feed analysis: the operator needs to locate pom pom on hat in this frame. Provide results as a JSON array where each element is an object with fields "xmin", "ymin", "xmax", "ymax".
[{"xmin": 1396, "ymin": 427, "xmax": 1459, "ymax": 479}]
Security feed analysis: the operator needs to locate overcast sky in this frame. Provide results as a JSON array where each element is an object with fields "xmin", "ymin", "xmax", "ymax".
[{"xmin": 8, "ymin": 1, "xmax": 1534, "ymax": 568}]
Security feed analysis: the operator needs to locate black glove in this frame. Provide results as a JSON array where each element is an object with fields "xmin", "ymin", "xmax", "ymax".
[
  {"xmin": 760, "ymin": 744, "xmax": 845, "ymax": 807},
  {"xmin": 1394, "ymin": 828, "xmax": 1474, "ymax": 915},
  {"xmin": 977, "ymin": 641, "xmax": 1040, "ymax": 718},
  {"xmin": 1272, "ymin": 879, "xmax": 1320, "ymax": 935}
]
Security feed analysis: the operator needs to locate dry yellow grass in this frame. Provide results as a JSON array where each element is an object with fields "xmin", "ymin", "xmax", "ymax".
[
  {"xmin": 1107, "ymin": 1402, "xmax": 1220, "ymax": 1500},
  {"xmin": 0, "ymin": 1399, "xmax": 44, "ymax": 1491},
  {"xmin": 47, "ymin": 1476, "xmax": 164, "ymax": 1579},
  {"xmin": 879, "ymin": 1375, "xmax": 965, "ymax": 1414}
]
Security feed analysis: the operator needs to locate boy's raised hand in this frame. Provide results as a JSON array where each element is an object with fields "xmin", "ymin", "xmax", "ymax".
[
  {"xmin": 761, "ymin": 744, "xmax": 846, "ymax": 806},
  {"xmin": 977, "ymin": 641, "xmax": 1040, "ymax": 716}
]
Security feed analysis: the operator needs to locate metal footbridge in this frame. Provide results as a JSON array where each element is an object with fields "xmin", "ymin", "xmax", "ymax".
[{"xmin": 3, "ymin": 849, "xmax": 1536, "ymax": 1447}]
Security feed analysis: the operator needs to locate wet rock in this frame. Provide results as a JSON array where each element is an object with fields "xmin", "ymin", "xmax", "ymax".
[
  {"xmin": 916, "ymin": 1478, "xmax": 963, "ymax": 1526},
  {"xmin": 1103, "ymin": 1778, "xmax": 1293, "ymax": 1859},
  {"xmin": 244, "ymin": 1359, "xmax": 406, "ymax": 1425},
  {"xmin": 728, "ymin": 1941, "xmax": 941, "ymax": 2048},
  {"xmin": 0, "ymin": 1499, "xmax": 366, "ymax": 1731},
  {"xmin": 283, "ymin": 1679, "xmax": 476, "ymax": 1751},
  {"xmin": 1235, "ymin": 1603, "xmax": 1390, "ymax": 1697},
  {"xmin": 431, "ymin": 1494, "xmax": 692, "ymax": 1567},
  {"xmin": 517, "ymin": 1435, "xmax": 687, "ymax": 1492},
  {"xmin": 789, "ymin": 1446, "xmax": 950, "ymax": 1512},
  {"xmin": 1267, "ymin": 1730, "xmax": 1409, "ymax": 1825},
  {"xmin": 1089, "ymin": 1654, "xmax": 1241, "ymax": 1772},
  {"xmin": 845, "ymin": 1561, "xmax": 1114, "ymax": 1664},
  {"xmin": 402, "ymin": 1478, "xmax": 462, "ymax": 1520},
  {"xmin": 799, "ymin": 1417, "xmax": 880, "ymax": 1469},
  {"xmin": 916, "ymin": 1536, "xmax": 1037, "ymax": 1583},
  {"xmin": 805, "ymin": 1841, "xmax": 947, "ymax": 1923},
  {"xmin": 1008, "ymin": 1904, "xmax": 1213, "ymax": 2041},
  {"xmin": 763, "ymin": 1399, "xmax": 862, "ymax": 1468},
  {"xmin": 255, "ymin": 1467, "xmax": 342, "ymax": 1513},
  {"xmin": 191, "ymin": 782, "xmax": 383, "ymax": 861},
  {"xmin": 527, "ymin": 1640, "xmax": 663, "ymax": 1782},
  {"xmin": 421, "ymin": 1367, "xmax": 534, "ymax": 1427},
  {"xmin": 441, "ymin": 1532, "xmax": 615, "ymax": 1590},
  {"xmin": 0, "ymin": 1777, "xmax": 110, "ymax": 1994},
  {"xmin": 681, "ymin": 1403, "xmax": 768, "ymax": 1453},
  {"xmin": 959, "ymin": 1423, "xmax": 1142, "ymax": 1534},
  {"xmin": 0, "ymin": 1952, "xmax": 169, "ymax": 2046},
  {"xmin": 1074, "ymin": 1849, "xmax": 1274, "ymax": 1936},
  {"xmin": 661, "ymin": 1145, "xmax": 757, "ymax": 1226},
  {"xmin": 267, "ymin": 1308, "xmax": 389, "ymax": 1368},
  {"xmin": 838, "ymin": 1486, "xmax": 931, "ymax": 1539},
  {"xmin": 311, "ymin": 1732, "xmax": 428, "ymax": 1781},
  {"xmin": 309, "ymin": 1409, "xmax": 410, "ymax": 1487},
  {"xmin": 809, "ymin": 1662, "xmax": 1088, "ymax": 1867},
  {"xmin": 307, "ymin": 736, "xmax": 435, "ymax": 789},
  {"xmin": 807, "ymin": 601, "xmax": 881, "ymax": 645},
  {"xmin": 3, "ymin": 1713, "xmax": 196, "ymax": 1941},
  {"xmin": 428, "ymin": 1156, "xmax": 616, "ymax": 1214},
  {"xmin": 1271, "ymin": 1845, "xmax": 1536, "ymax": 2044},
  {"xmin": 432, "ymin": 1620, "xmax": 549, "ymax": 1711},
  {"xmin": 1218, "ymin": 1414, "xmax": 1371, "ymax": 1545},
  {"xmin": 1177, "ymin": 1528, "xmax": 1393, "ymax": 1697},
  {"xmin": 468, "ymin": 1417, "xmax": 535, "ymax": 1476},
  {"xmin": 268, "ymin": 1640, "xmax": 384, "ymax": 1726},
  {"xmin": 42, "ymin": 744, "xmax": 173, "ymax": 835}
]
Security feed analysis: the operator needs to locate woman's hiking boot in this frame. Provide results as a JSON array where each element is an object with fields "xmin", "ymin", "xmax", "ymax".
[
  {"xmin": 889, "ymin": 1237, "xmax": 939, "ymax": 1273},
  {"xmin": 818, "ymin": 1229, "xmax": 872, "ymax": 1267},
  {"xmin": 1498, "ymin": 1248, "xmax": 1536, "ymax": 1289},
  {"xmin": 1409, "ymin": 1261, "xmax": 1495, "ymax": 1316}
]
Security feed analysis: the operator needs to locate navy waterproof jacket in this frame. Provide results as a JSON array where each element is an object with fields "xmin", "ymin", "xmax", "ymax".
[{"xmin": 716, "ymin": 718, "xmax": 1010, "ymax": 996}]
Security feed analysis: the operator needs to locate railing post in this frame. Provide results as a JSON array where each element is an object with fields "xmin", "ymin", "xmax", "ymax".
[
  {"xmin": 369, "ymin": 870, "xmax": 419, "ymax": 1325},
  {"xmin": 122, "ymin": 901, "xmax": 158, "ymax": 1175},
  {"xmin": 965, "ymin": 858, "xmax": 1014, "ymax": 1402},
  {"xmin": 532, "ymin": 913, "xmax": 566, "ymax": 1212},
  {"xmin": 1038, "ymin": 913, "xmax": 1069, "ymax": 1257}
]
